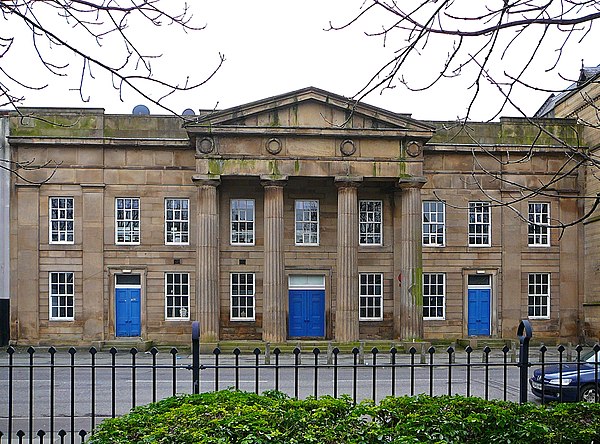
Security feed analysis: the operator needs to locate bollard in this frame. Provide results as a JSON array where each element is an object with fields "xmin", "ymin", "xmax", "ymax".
[
  {"xmin": 192, "ymin": 321, "xmax": 200, "ymax": 394},
  {"xmin": 265, "ymin": 342, "xmax": 271, "ymax": 365},
  {"xmin": 517, "ymin": 319, "xmax": 533, "ymax": 404}
]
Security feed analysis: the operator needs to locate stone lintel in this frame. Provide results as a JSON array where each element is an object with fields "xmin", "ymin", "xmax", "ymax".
[
  {"xmin": 192, "ymin": 174, "xmax": 221, "ymax": 187},
  {"xmin": 396, "ymin": 176, "xmax": 427, "ymax": 189}
]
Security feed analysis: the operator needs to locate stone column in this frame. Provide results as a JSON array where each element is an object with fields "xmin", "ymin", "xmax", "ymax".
[
  {"xmin": 394, "ymin": 177, "xmax": 426, "ymax": 340},
  {"xmin": 81, "ymin": 184, "xmax": 105, "ymax": 342},
  {"xmin": 335, "ymin": 176, "xmax": 362, "ymax": 342},
  {"xmin": 193, "ymin": 175, "xmax": 220, "ymax": 342},
  {"xmin": 261, "ymin": 176, "xmax": 287, "ymax": 343}
]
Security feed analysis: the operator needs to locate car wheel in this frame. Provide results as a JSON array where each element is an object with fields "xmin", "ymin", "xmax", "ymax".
[{"xmin": 580, "ymin": 385, "xmax": 600, "ymax": 402}]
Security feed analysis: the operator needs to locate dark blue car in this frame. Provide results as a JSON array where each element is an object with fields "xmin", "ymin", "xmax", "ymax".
[{"xmin": 530, "ymin": 349, "xmax": 600, "ymax": 402}]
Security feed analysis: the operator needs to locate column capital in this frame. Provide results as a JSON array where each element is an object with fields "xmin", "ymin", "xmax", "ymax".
[
  {"xmin": 396, "ymin": 176, "xmax": 427, "ymax": 190},
  {"xmin": 192, "ymin": 174, "xmax": 221, "ymax": 187},
  {"xmin": 334, "ymin": 176, "xmax": 363, "ymax": 189},
  {"xmin": 260, "ymin": 174, "xmax": 288, "ymax": 187}
]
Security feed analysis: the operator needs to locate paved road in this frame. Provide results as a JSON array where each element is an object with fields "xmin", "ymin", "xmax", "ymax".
[{"xmin": 0, "ymin": 345, "xmax": 572, "ymax": 443}]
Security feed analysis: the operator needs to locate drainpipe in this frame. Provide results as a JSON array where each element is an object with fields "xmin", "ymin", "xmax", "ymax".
[{"xmin": 0, "ymin": 115, "xmax": 10, "ymax": 346}]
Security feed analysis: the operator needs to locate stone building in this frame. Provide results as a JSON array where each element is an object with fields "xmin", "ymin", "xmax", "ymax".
[{"xmin": 5, "ymin": 87, "xmax": 588, "ymax": 346}]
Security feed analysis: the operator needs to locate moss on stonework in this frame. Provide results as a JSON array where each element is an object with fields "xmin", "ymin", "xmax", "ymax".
[
  {"xmin": 208, "ymin": 159, "xmax": 224, "ymax": 175},
  {"xmin": 270, "ymin": 110, "xmax": 280, "ymax": 127},
  {"xmin": 429, "ymin": 119, "xmax": 581, "ymax": 146},
  {"xmin": 397, "ymin": 161, "xmax": 407, "ymax": 177},
  {"xmin": 294, "ymin": 159, "xmax": 300, "ymax": 174},
  {"xmin": 268, "ymin": 160, "xmax": 281, "ymax": 177},
  {"xmin": 399, "ymin": 142, "xmax": 407, "ymax": 160},
  {"xmin": 412, "ymin": 267, "xmax": 423, "ymax": 306},
  {"xmin": 208, "ymin": 158, "xmax": 261, "ymax": 175},
  {"xmin": 11, "ymin": 115, "xmax": 100, "ymax": 137}
]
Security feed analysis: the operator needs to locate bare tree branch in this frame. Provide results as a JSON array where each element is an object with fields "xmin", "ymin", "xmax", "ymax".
[
  {"xmin": 332, "ymin": 0, "xmax": 600, "ymax": 230},
  {"xmin": 0, "ymin": 1, "xmax": 224, "ymax": 117}
]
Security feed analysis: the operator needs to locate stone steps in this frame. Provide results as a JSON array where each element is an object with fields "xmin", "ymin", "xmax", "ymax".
[{"xmin": 93, "ymin": 339, "xmax": 154, "ymax": 352}]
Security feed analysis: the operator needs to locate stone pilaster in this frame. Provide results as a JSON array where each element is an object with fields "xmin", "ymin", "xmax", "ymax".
[
  {"xmin": 335, "ymin": 176, "xmax": 362, "ymax": 342},
  {"xmin": 81, "ymin": 184, "xmax": 105, "ymax": 341},
  {"xmin": 15, "ymin": 184, "xmax": 40, "ymax": 342},
  {"xmin": 394, "ymin": 177, "xmax": 426, "ymax": 340},
  {"xmin": 261, "ymin": 176, "xmax": 287, "ymax": 342},
  {"xmin": 193, "ymin": 175, "xmax": 221, "ymax": 342}
]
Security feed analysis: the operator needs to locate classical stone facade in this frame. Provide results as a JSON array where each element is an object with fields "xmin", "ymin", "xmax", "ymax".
[{"xmin": 5, "ymin": 87, "xmax": 589, "ymax": 345}]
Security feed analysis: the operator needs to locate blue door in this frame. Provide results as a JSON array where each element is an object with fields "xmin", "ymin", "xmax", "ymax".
[
  {"xmin": 289, "ymin": 289, "xmax": 325, "ymax": 337},
  {"xmin": 468, "ymin": 289, "xmax": 491, "ymax": 336},
  {"xmin": 116, "ymin": 288, "xmax": 141, "ymax": 337}
]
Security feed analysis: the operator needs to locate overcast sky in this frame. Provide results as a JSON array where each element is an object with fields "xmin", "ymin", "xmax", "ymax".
[{"xmin": 7, "ymin": 1, "xmax": 600, "ymax": 121}]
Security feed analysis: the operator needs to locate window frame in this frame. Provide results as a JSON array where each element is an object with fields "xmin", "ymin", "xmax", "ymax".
[
  {"xmin": 230, "ymin": 272, "xmax": 255, "ymax": 321},
  {"xmin": 359, "ymin": 272, "xmax": 384, "ymax": 321},
  {"xmin": 468, "ymin": 201, "xmax": 491, "ymax": 247},
  {"xmin": 528, "ymin": 202, "xmax": 550, "ymax": 247},
  {"xmin": 115, "ymin": 197, "xmax": 141, "ymax": 245},
  {"xmin": 49, "ymin": 197, "xmax": 74, "ymax": 244},
  {"xmin": 423, "ymin": 273, "xmax": 446, "ymax": 320},
  {"xmin": 164, "ymin": 198, "xmax": 190, "ymax": 245},
  {"xmin": 422, "ymin": 200, "xmax": 446, "ymax": 247},
  {"xmin": 359, "ymin": 200, "xmax": 383, "ymax": 246},
  {"xmin": 49, "ymin": 271, "xmax": 75, "ymax": 321},
  {"xmin": 164, "ymin": 272, "xmax": 190, "ymax": 320},
  {"xmin": 528, "ymin": 272, "xmax": 550, "ymax": 319},
  {"xmin": 295, "ymin": 200, "xmax": 320, "ymax": 246},
  {"xmin": 230, "ymin": 199, "xmax": 256, "ymax": 246}
]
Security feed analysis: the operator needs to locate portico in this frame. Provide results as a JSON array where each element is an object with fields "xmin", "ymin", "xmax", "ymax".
[{"xmin": 188, "ymin": 87, "xmax": 434, "ymax": 342}]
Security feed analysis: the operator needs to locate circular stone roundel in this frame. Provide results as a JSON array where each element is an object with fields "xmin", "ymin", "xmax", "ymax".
[
  {"xmin": 340, "ymin": 139, "xmax": 356, "ymax": 156},
  {"xmin": 196, "ymin": 137, "xmax": 215, "ymax": 154},
  {"xmin": 266, "ymin": 138, "xmax": 282, "ymax": 155},
  {"xmin": 405, "ymin": 140, "xmax": 423, "ymax": 157}
]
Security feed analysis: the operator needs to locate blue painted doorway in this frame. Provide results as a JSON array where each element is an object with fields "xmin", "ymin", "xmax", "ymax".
[
  {"xmin": 115, "ymin": 288, "xmax": 141, "ymax": 337},
  {"xmin": 467, "ymin": 288, "xmax": 491, "ymax": 336},
  {"xmin": 289, "ymin": 289, "xmax": 325, "ymax": 337}
]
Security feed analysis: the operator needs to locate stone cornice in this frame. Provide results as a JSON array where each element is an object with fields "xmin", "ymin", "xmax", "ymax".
[
  {"xmin": 7, "ymin": 136, "xmax": 190, "ymax": 148},
  {"xmin": 187, "ymin": 126, "xmax": 432, "ymax": 140},
  {"xmin": 425, "ymin": 143, "xmax": 587, "ymax": 153}
]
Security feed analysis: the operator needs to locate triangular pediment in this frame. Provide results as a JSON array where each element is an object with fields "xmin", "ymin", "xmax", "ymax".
[{"xmin": 189, "ymin": 87, "xmax": 434, "ymax": 134}]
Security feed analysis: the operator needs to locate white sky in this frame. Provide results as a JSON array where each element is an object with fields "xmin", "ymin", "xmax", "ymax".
[{"xmin": 5, "ymin": 1, "xmax": 600, "ymax": 121}]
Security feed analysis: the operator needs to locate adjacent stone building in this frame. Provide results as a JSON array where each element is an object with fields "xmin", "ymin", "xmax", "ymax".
[
  {"xmin": 536, "ymin": 65, "xmax": 600, "ymax": 340},
  {"xmin": 5, "ymin": 87, "xmax": 590, "ymax": 345},
  {"xmin": 0, "ymin": 113, "xmax": 9, "ymax": 346}
]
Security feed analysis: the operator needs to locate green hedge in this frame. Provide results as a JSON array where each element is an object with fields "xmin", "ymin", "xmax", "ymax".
[{"xmin": 88, "ymin": 390, "xmax": 600, "ymax": 443}]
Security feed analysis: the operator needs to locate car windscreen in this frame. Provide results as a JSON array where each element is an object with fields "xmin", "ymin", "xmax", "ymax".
[{"xmin": 582, "ymin": 350, "xmax": 600, "ymax": 363}]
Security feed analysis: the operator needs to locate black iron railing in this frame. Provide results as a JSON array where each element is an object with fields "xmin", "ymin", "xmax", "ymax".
[{"xmin": 1, "ymin": 320, "xmax": 599, "ymax": 443}]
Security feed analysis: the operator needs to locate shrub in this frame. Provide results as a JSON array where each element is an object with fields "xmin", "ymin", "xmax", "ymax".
[{"xmin": 88, "ymin": 390, "xmax": 600, "ymax": 443}]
